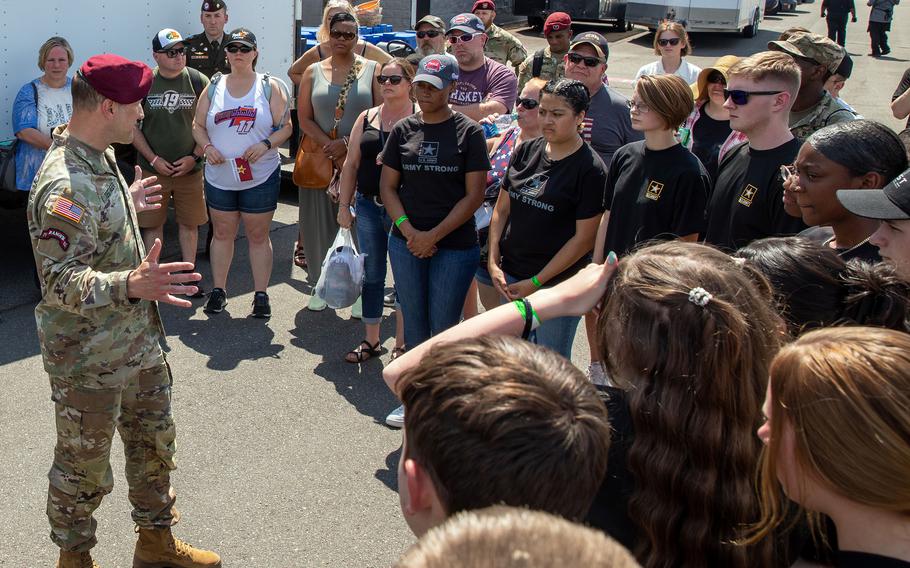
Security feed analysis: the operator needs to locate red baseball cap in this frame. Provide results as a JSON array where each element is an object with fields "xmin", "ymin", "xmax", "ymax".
[
  {"xmin": 79, "ymin": 54, "xmax": 152, "ymax": 104},
  {"xmin": 471, "ymin": 0, "xmax": 495, "ymax": 12},
  {"xmin": 544, "ymin": 12, "xmax": 572, "ymax": 35}
]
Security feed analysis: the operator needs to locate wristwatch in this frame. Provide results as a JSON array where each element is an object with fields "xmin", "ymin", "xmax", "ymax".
[
  {"xmin": 193, "ymin": 153, "xmax": 203, "ymax": 163},
  {"xmin": 261, "ymin": 138, "xmax": 272, "ymax": 149}
]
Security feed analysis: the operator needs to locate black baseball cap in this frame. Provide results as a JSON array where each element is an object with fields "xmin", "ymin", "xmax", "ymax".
[
  {"xmin": 837, "ymin": 167, "xmax": 910, "ymax": 220},
  {"xmin": 226, "ymin": 28, "xmax": 257, "ymax": 49},
  {"xmin": 569, "ymin": 31, "xmax": 609, "ymax": 61}
]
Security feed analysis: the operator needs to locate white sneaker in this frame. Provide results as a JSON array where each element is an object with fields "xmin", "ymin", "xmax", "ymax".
[
  {"xmin": 308, "ymin": 295, "xmax": 327, "ymax": 312},
  {"xmin": 587, "ymin": 362, "xmax": 609, "ymax": 386},
  {"xmin": 386, "ymin": 404, "xmax": 405, "ymax": 428},
  {"xmin": 351, "ymin": 296, "xmax": 362, "ymax": 319}
]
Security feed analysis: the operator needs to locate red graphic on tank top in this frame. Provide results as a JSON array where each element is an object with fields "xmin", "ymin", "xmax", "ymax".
[{"xmin": 214, "ymin": 106, "xmax": 258, "ymax": 134}]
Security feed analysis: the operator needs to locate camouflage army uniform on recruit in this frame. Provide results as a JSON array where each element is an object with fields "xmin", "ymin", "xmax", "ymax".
[
  {"xmin": 27, "ymin": 54, "xmax": 220, "ymax": 568},
  {"xmin": 472, "ymin": 0, "xmax": 527, "ymax": 70},
  {"xmin": 517, "ymin": 12, "xmax": 572, "ymax": 93}
]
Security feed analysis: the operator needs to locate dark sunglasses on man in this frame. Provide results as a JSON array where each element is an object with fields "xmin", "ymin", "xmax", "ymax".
[
  {"xmin": 377, "ymin": 75, "xmax": 404, "ymax": 85},
  {"xmin": 723, "ymin": 89, "xmax": 784, "ymax": 105},
  {"xmin": 158, "ymin": 48, "xmax": 186, "ymax": 58},
  {"xmin": 447, "ymin": 33, "xmax": 476, "ymax": 44},
  {"xmin": 516, "ymin": 97, "xmax": 539, "ymax": 110},
  {"xmin": 330, "ymin": 29, "xmax": 357, "ymax": 41},
  {"xmin": 566, "ymin": 52, "xmax": 602, "ymax": 67},
  {"xmin": 225, "ymin": 44, "xmax": 253, "ymax": 53},
  {"xmin": 657, "ymin": 37, "xmax": 681, "ymax": 47},
  {"xmin": 416, "ymin": 30, "xmax": 442, "ymax": 39}
]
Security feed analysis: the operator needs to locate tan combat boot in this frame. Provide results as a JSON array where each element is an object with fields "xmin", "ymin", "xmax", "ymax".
[
  {"xmin": 56, "ymin": 550, "xmax": 101, "ymax": 568},
  {"xmin": 132, "ymin": 527, "xmax": 221, "ymax": 568}
]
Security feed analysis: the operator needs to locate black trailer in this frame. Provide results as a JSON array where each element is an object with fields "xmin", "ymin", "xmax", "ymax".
[{"xmin": 514, "ymin": 0, "xmax": 633, "ymax": 31}]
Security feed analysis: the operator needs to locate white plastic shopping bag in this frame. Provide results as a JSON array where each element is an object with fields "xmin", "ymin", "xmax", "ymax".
[{"xmin": 315, "ymin": 227, "xmax": 365, "ymax": 309}]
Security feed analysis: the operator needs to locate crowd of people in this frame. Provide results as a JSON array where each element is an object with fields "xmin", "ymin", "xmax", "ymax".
[{"xmin": 13, "ymin": 0, "xmax": 910, "ymax": 566}]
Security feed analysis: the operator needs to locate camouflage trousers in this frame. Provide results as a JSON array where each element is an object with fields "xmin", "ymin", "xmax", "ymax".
[{"xmin": 47, "ymin": 359, "xmax": 178, "ymax": 552}]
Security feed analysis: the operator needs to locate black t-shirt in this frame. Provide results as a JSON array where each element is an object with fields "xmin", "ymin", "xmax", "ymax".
[
  {"xmin": 799, "ymin": 226, "xmax": 882, "ymax": 263},
  {"xmin": 602, "ymin": 141, "xmax": 710, "ymax": 256},
  {"xmin": 357, "ymin": 111, "xmax": 385, "ymax": 197},
  {"xmin": 692, "ymin": 105, "xmax": 733, "ymax": 182},
  {"xmin": 498, "ymin": 138, "xmax": 607, "ymax": 283},
  {"xmin": 383, "ymin": 112, "xmax": 491, "ymax": 249},
  {"xmin": 704, "ymin": 139, "xmax": 806, "ymax": 252},
  {"xmin": 838, "ymin": 552, "xmax": 910, "ymax": 568},
  {"xmin": 893, "ymin": 68, "xmax": 910, "ymax": 130}
]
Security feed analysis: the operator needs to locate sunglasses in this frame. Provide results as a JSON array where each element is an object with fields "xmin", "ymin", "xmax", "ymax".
[
  {"xmin": 330, "ymin": 29, "xmax": 357, "ymax": 41},
  {"xmin": 657, "ymin": 37, "xmax": 681, "ymax": 47},
  {"xmin": 225, "ymin": 45, "xmax": 253, "ymax": 53},
  {"xmin": 159, "ymin": 48, "xmax": 186, "ymax": 58},
  {"xmin": 566, "ymin": 52, "xmax": 603, "ymax": 67},
  {"xmin": 416, "ymin": 30, "xmax": 442, "ymax": 39},
  {"xmin": 516, "ymin": 97, "xmax": 539, "ymax": 110},
  {"xmin": 377, "ymin": 75, "xmax": 404, "ymax": 85},
  {"xmin": 723, "ymin": 89, "xmax": 784, "ymax": 105},
  {"xmin": 626, "ymin": 99, "xmax": 651, "ymax": 113},
  {"xmin": 447, "ymin": 33, "xmax": 476, "ymax": 44},
  {"xmin": 706, "ymin": 72, "xmax": 726, "ymax": 85}
]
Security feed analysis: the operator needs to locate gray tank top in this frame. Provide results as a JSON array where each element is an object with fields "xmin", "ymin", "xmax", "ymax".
[{"xmin": 309, "ymin": 56, "xmax": 377, "ymax": 137}]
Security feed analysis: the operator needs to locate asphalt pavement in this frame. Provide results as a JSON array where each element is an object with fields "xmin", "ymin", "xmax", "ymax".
[{"xmin": 1, "ymin": 8, "xmax": 907, "ymax": 567}]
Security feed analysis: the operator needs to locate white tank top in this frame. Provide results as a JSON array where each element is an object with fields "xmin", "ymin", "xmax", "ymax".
[{"xmin": 205, "ymin": 73, "xmax": 280, "ymax": 190}]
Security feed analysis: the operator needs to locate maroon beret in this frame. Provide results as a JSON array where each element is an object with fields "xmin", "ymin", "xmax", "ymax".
[{"xmin": 79, "ymin": 54, "xmax": 153, "ymax": 104}]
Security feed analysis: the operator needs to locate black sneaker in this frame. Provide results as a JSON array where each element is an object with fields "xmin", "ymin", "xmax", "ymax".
[
  {"xmin": 179, "ymin": 270, "xmax": 206, "ymax": 299},
  {"xmin": 252, "ymin": 291, "xmax": 271, "ymax": 319},
  {"xmin": 204, "ymin": 288, "xmax": 227, "ymax": 314}
]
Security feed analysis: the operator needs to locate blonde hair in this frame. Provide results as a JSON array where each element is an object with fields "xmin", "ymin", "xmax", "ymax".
[
  {"xmin": 38, "ymin": 36, "xmax": 74, "ymax": 72},
  {"xmin": 635, "ymin": 74, "xmax": 694, "ymax": 130},
  {"xmin": 395, "ymin": 506, "xmax": 642, "ymax": 568},
  {"xmin": 745, "ymin": 327, "xmax": 910, "ymax": 546},
  {"xmin": 653, "ymin": 21, "xmax": 691, "ymax": 56},
  {"xmin": 318, "ymin": 0, "xmax": 358, "ymax": 43},
  {"xmin": 728, "ymin": 51, "xmax": 801, "ymax": 100}
]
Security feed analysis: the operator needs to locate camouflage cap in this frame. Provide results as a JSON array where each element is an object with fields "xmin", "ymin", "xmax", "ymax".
[
  {"xmin": 768, "ymin": 32, "xmax": 845, "ymax": 74},
  {"xmin": 416, "ymin": 15, "xmax": 445, "ymax": 31}
]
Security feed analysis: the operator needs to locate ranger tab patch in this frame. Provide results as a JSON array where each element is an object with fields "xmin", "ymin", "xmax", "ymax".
[
  {"xmin": 39, "ymin": 228, "xmax": 70, "ymax": 251},
  {"xmin": 50, "ymin": 196, "xmax": 85, "ymax": 225}
]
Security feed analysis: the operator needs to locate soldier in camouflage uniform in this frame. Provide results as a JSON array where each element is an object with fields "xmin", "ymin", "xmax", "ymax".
[
  {"xmin": 471, "ymin": 0, "xmax": 527, "ymax": 71},
  {"xmin": 517, "ymin": 12, "xmax": 572, "ymax": 92},
  {"xmin": 768, "ymin": 32, "xmax": 856, "ymax": 139},
  {"xmin": 185, "ymin": 0, "xmax": 231, "ymax": 79},
  {"xmin": 28, "ymin": 54, "xmax": 219, "ymax": 568}
]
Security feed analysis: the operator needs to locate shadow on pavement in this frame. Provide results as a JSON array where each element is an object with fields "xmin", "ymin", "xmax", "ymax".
[{"xmin": 376, "ymin": 445, "xmax": 401, "ymax": 492}]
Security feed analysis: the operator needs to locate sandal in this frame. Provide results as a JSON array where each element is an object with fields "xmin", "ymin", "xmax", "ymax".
[
  {"xmin": 345, "ymin": 340, "xmax": 383, "ymax": 364},
  {"xmin": 294, "ymin": 241, "xmax": 308, "ymax": 268},
  {"xmin": 391, "ymin": 346, "xmax": 406, "ymax": 360}
]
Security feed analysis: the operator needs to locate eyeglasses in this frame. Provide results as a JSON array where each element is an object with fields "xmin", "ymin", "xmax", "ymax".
[
  {"xmin": 723, "ymin": 89, "xmax": 784, "ymax": 105},
  {"xmin": 416, "ymin": 30, "xmax": 442, "ymax": 39},
  {"xmin": 330, "ymin": 29, "xmax": 357, "ymax": 41},
  {"xmin": 377, "ymin": 75, "xmax": 404, "ymax": 85},
  {"xmin": 626, "ymin": 99, "xmax": 651, "ymax": 113},
  {"xmin": 566, "ymin": 52, "xmax": 603, "ymax": 67},
  {"xmin": 447, "ymin": 33, "xmax": 476, "ymax": 44},
  {"xmin": 706, "ymin": 72, "xmax": 726, "ymax": 85},
  {"xmin": 516, "ymin": 97, "xmax": 539, "ymax": 110},
  {"xmin": 225, "ymin": 45, "xmax": 253, "ymax": 53},
  {"xmin": 657, "ymin": 37, "xmax": 681, "ymax": 47},
  {"xmin": 159, "ymin": 48, "xmax": 186, "ymax": 58}
]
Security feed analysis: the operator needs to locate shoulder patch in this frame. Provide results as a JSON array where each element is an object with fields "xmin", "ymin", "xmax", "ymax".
[
  {"xmin": 50, "ymin": 195, "xmax": 86, "ymax": 226},
  {"xmin": 39, "ymin": 228, "xmax": 70, "ymax": 251}
]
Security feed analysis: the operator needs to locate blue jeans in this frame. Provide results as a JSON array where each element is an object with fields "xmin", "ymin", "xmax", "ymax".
[
  {"xmin": 205, "ymin": 167, "xmax": 281, "ymax": 213},
  {"xmin": 388, "ymin": 235, "xmax": 479, "ymax": 348},
  {"xmin": 355, "ymin": 193, "xmax": 392, "ymax": 324},
  {"xmin": 505, "ymin": 272, "xmax": 580, "ymax": 360}
]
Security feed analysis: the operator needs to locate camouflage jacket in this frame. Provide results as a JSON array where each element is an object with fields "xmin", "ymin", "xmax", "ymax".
[
  {"xmin": 517, "ymin": 46, "xmax": 567, "ymax": 92},
  {"xmin": 484, "ymin": 24, "xmax": 528, "ymax": 70},
  {"xmin": 27, "ymin": 126, "xmax": 164, "ymax": 380},
  {"xmin": 789, "ymin": 90, "xmax": 857, "ymax": 140}
]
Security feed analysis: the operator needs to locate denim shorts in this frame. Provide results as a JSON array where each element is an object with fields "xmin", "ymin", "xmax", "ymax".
[{"xmin": 205, "ymin": 167, "xmax": 281, "ymax": 214}]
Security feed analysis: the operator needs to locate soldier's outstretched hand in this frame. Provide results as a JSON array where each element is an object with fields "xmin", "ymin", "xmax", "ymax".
[
  {"xmin": 127, "ymin": 239, "xmax": 202, "ymax": 308},
  {"xmin": 129, "ymin": 166, "xmax": 164, "ymax": 213}
]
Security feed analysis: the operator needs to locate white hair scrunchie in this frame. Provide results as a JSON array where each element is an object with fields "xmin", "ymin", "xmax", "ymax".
[{"xmin": 688, "ymin": 287, "xmax": 713, "ymax": 307}]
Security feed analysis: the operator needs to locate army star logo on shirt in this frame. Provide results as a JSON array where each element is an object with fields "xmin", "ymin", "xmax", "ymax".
[
  {"xmin": 418, "ymin": 142, "xmax": 439, "ymax": 164},
  {"xmin": 738, "ymin": 184, "xmax": 758, "ymax": 207},
  {"xmin": 519, "ymin": 174, "xmax": 549, "ymax": 198},
  {"xmin": 645, "ymin": 180, "xmax": 664, "ymax": 201}
]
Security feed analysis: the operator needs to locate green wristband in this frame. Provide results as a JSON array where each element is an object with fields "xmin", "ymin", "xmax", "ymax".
[
  {"xmin": 395, "ymin": 215, "xmax": 409, "ymax": 228},
  {"xmin": 531, "ymin": 275, "xmax": 543, "ymax": 288}
]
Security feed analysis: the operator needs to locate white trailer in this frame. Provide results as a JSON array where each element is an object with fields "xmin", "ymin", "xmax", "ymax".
[
  {"xmin": 625, "ymin": 0, "xmax": 764, "ymax": 37},
  {"xmin": 0, "ymin": 0, "xmax": 301, "ymax": 139}
]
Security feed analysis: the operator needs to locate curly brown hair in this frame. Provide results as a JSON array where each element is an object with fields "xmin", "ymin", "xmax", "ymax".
[{"xmin": 596, "ymin": 241, "xmax": 782, "ymax": 568}]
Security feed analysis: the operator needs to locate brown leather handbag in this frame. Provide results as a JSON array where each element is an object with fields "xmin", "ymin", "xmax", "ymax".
[{"xmin": 293, "ymin": 59, "xmax": 362, "ymax": 189}]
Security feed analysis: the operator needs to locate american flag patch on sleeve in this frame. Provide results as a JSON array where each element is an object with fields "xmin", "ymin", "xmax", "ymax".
[{"xmin": 50, "ymin": 196, "xmax": 85, "ymax": 225}]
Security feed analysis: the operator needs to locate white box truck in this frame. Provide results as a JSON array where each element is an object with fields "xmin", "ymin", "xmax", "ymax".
[{"xmin": 625, "ymin": 0, "xmax": 764, "ymax": 37}]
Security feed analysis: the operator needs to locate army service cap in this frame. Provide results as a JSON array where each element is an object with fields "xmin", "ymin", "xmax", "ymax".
[
  {"xmin": 79, "ymin": 54, "xmax": 153, "ymax": 104},
  {"xmin": 768, "ymin": 32, "xmax": 844, "ymax": 74},
  {"xmin": 201, "ymin": 0, "xmax": 226, "ymax": 11}
]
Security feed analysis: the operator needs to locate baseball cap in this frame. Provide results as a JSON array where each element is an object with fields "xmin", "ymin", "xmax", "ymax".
[
  {"xmin": 768, "ymin": 32, "xmax": 844, "ymax": 74},
  {"xmin": 152, "ymin": 29, "xmax": 185, "ymax": 52},
  {"xmin": 471, "ymin": 0, "xmax": 495, "ymax": 11},
  {"xmin": 414, "ymin": 54, "xmax": 460, "ymax": 89},
  {"xmin": 837, "ymin": 168, "xmax": 910, "ymax": 220},
  {"xmin": 415, "ymin": 15, "xmax": 445, "ymax": 31},
  {"xmin": 835, "ymin": 52, "xmax": 853, "ymax": 78},
  {"xmin": 201, "ymin": 0, "xmax": 226, "ymax": 11},
  {"xmin": 79, "ymin": 54, "xmax": 153, "ymax": 104},
  {"xmin": 569, "ymin": 31, "xmax": 609, "ymax": 61},
  {"xmin": 544, "ymin": 12, "xmax": 572, "ymax": 35},
  {"xmin": 692, "ymin": 54, "xmax": 740, "ymax": 99},
  {"xmin": 226, "ymin": 28, "xmax": 257, "ymax": 49},
  {"xmin": 447, "ymin": 13, "xmax": 486, "ymax": 35}
]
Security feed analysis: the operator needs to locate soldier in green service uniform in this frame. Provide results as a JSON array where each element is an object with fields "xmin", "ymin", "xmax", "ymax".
[
  {"xmin": 471, "ymin": 0, "xmax": 527, "ymax": 71},
  {"xmin": 517, "ymin": 12, "xmax": 572, "ymax": 92},
  {"xmin": 28, "ymin": 54, "xmax": 220, "ymax": 568},
  {"xmin": 185, "ymin": 0, "xmax": 231, "ymax": 79}
]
